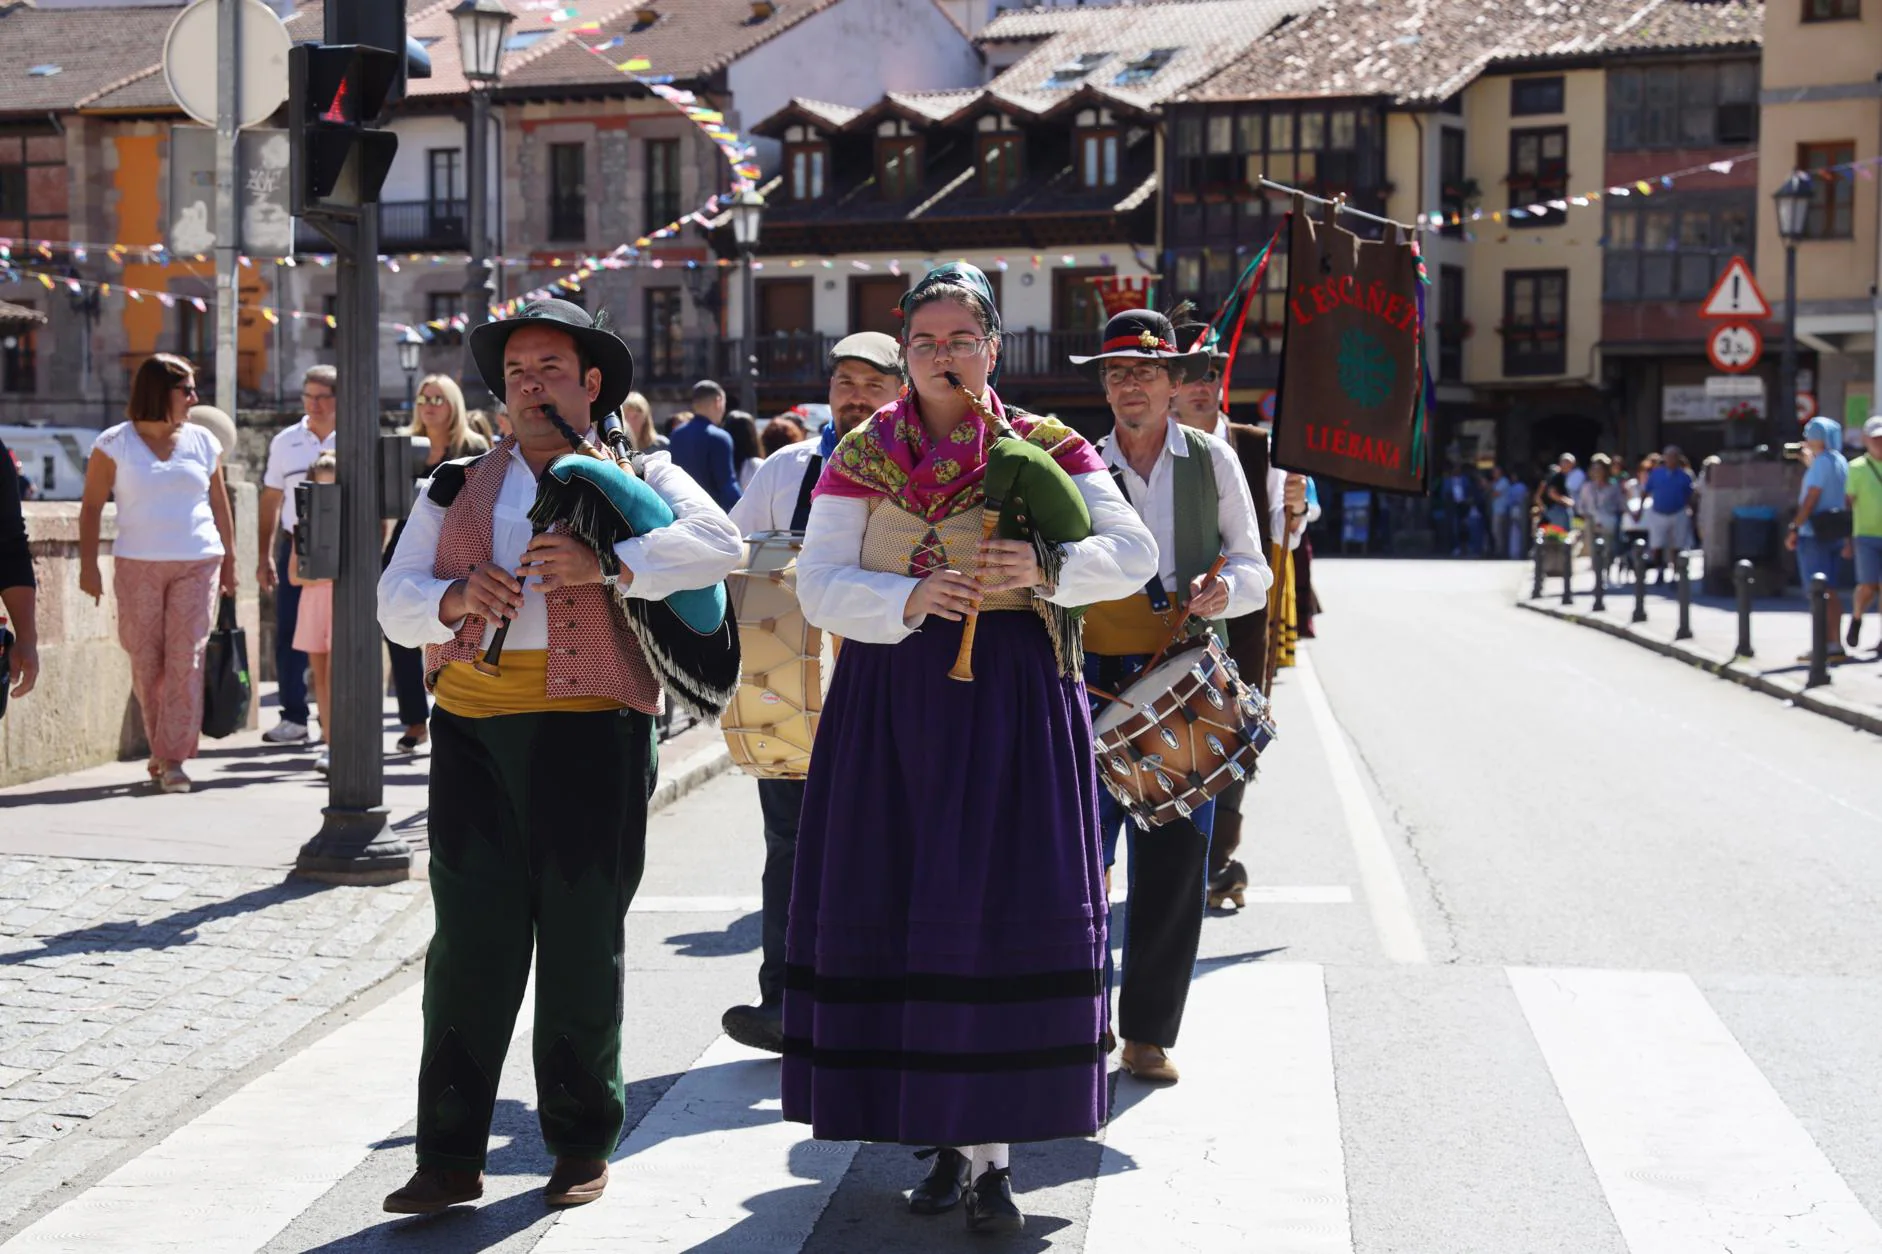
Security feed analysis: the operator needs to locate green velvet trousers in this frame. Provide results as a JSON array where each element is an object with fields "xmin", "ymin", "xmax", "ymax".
[{"xmin": 416, "ymin": 704, "xmax": 656, "ymax": 1170}]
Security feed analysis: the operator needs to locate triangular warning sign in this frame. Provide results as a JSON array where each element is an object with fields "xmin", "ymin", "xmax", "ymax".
[{"xmin": 1700, "ymin": 257, "xmax": 1771, "ymax": 319}]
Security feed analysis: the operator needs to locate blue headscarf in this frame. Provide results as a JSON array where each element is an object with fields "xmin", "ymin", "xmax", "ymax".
[
  {"xmin": 1801, "ymin": 416, "xmax": 1848, "ymax": 518},
  {"xmin": 898, "ymin": 262, "xmax": 1003, "ymax": 386}
]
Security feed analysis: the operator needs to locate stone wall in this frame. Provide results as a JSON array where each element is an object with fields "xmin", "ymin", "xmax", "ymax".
[{"xmin": 0, "ymin": 484, "xmax": 261, "ymax": 788}]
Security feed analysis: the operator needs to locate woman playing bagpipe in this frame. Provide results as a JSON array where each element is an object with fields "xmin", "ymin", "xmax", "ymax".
[
  {"xmin": 377, "ymin": 299, "xmax": 742, "ymax": 1215},
  {"xmin": 787, "ymin": 263, "xmax": 1157, "ymax": 1234}
]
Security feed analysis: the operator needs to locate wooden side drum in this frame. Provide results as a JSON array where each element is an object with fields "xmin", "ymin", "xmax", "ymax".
[{"xmin": 722, "ymin": 532, "xmax": 833, "ymax": 779}]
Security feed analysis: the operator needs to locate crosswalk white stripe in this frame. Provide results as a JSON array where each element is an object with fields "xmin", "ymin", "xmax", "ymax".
[
  {"xmin": 1508, "ymin": 967, "xmax": 1882, "ymax": 1253},
  {"xmin": 1085, "ymin": 962, "xmax": 1352, "ymax": 1253},
  {"xmin": 2, "ymin": 983, "xmax": 425, "ymax": 1253},
  {"xmin": 535, "ymin": 1035, "xmax": 857, "ymax": 1252}
]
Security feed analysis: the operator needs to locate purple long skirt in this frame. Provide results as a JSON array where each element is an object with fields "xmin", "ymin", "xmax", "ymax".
[{"xmin": 781, "ymin": 610, "xmax": 1109, "ymax": 1146}]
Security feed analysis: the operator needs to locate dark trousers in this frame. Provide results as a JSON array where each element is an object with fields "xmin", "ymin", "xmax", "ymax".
[
  {"xmin": 272, "ymin": 531, "xmax": 308, "ymax": 725},
  {"xmin": 417, "ymin": 705, "xmax": 655, "ymax": 1170},
  {"xmin": 755, "ymin": 777, "xmax": 806, "ymax": 1006},
  {"xmin": 1085, "ymin": 650, "xmax": 1214, "ymax": 1049},
  {"xmin": 1208, "ymin": 780, "xmax": 1246, "ymax": 878},
  {"xmin": 388, "ymin": 639, "xmax": 429, "ymax": 727}
]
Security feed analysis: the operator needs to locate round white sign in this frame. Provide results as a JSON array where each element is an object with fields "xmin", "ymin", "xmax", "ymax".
[
  {"xmin": 1706, "ymin": 322, "xmax": 1763, "ymax": 374},
  {"xmin": 162, "ymin": 0, "xmax": 292, "ymax": 131}
]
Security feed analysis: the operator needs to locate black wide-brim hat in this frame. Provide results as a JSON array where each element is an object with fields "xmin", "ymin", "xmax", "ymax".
[
  {"xmin": 1172, "ymin": 319, "xmax": 1230, "ymax": 366},
  {"xmin": 469, "ymin": 298, "xmax": 635, "ymax": 419},
  {"xmin": 1069, "ymin": 309, "xmax": 1210, "ymax": 383}
]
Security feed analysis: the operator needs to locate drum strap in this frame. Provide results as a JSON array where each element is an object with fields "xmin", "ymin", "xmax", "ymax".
[
  {"xmin": 1107, "ymin": 468, "xmax": 1173, "ymax": 613},
  {"xmin": 790, "ymin": 455, "xmax": 823, "ymax": 532}
]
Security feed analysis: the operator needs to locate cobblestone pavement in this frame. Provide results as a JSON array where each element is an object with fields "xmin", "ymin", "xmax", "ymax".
[{"xmin": 0, "ymin": 857, "xmax": 432, "ymax": 1224}]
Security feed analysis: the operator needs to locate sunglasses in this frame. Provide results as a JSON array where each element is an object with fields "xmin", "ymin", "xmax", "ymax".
[
  {"xmin": 417, "ymin": 395, "xmax": 452, "ymax": 407},
  {"xmin": 172, "ymin": 383, "xmax": 200, "ymax": 396}
]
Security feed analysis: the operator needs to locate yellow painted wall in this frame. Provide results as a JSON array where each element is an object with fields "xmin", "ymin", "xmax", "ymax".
[
  {"xmin": 1754, "ymin": 3, "xmax": 1881, "ymax": 311},
  {"xmin": 111, "ymin": 130, "xmax": 272, "ymax": 389},
  {"xmin": 1461, "ymin": 69, "xmax": 1606, "ymax": 386}
]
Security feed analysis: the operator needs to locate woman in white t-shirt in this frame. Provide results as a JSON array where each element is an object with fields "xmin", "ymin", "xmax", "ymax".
[{"xmin": 78, "ymin": 354, "xmax": 237, "ymax": 794}]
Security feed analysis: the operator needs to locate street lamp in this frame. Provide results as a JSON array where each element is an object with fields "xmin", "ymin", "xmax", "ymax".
[
  {"xmin": 65, "ymin": 268, "xmax": 102, "ymax": 399},
  {"xmin": 1772, "ymin": 171, "xmax": 1812, "ymax": 448},
  {"xmin": 454, "ymin": 0, "xmax": 514, "ymax": 406},
  {"xmin": 398, "ymin": 329, "xmax": 423, "ymax": 411},
  {"xmin": 728, "ymin": 188, "xmax": 765, "ymax": 415}
]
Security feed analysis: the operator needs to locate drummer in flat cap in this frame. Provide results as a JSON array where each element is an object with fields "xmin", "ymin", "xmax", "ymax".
[
  {"xmin": 378, "ymin": 299, "xmax": 741, "ymax": 1214},
  {"xmin": 1073, "ymin": 309, "xmax": 1271, "ymax": 1085},
  {"xmin": 719, "ymin": 330, "xmax": 904, "ymax": 1054}
]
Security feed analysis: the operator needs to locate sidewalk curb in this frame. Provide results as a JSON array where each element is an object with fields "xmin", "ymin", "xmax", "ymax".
[
  {"xmin": 650, "ymin": 740, "xmax": 735, "ymax": 814},
  {"xmin": 1518, "ymin": 599, "xmax": 1882, "ymax": 738}
]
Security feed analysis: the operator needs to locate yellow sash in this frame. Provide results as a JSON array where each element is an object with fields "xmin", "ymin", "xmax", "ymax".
[
  {"xmin": 1083, "ymin": 594, "xmax": 1186, "ymax": 657},
  {"xmin": 432, "ymin": 651, "xmax": 627, "ymax": 719}
]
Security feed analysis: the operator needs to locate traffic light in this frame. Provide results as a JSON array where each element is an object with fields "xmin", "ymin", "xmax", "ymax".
[{"xmin": 290, "ymin": 43, "xmax": 402, "ymax": 216}]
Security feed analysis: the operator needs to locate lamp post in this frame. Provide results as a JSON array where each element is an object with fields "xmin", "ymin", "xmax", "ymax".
[
  {"xmin": 65, "ymin": 268, "xmax": 102, "ymax": 402},
  {"xmin": 728, "ymin": 188, "xmax": 765, "ymax": 415},
  {"xmin": 453, "ymin": 0, "xmax": 514, "ymax": 407},
  {"xmin": 398, "ymin": 329, "xmax": 423, "ymax": 411},
  {"xmin": 1772, "ymin": 171, "xmax": 1812, "ymax": 448}
]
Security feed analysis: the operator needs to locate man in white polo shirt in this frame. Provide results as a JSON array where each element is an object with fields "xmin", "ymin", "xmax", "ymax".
[{"xmin": 257, "ymin": 364, "xmax": 337, "ymax": 743}]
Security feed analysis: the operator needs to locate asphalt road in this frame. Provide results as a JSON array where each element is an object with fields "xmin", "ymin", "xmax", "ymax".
[{"xmin": 6, "ymin": 559, "xmax": 1880, "ymax": 1253}]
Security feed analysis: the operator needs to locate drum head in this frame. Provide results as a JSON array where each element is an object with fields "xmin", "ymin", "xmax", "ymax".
[{"xmin": 1092, "ymin": 643, "xmax": 1216, "ymax": 735}]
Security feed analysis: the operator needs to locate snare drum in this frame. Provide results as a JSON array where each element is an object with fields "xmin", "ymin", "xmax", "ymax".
[
  {"xmin": 722, "ymin": 532, "xmax": 834, "ymax": 778},
  {"xmin": 1091, "ymin": 637, "xmax": 1276, "ymax": 829}
]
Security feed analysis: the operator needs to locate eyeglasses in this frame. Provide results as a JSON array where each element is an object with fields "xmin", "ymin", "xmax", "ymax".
[
  {"xmin": 1101, "ymin": 363, "xmax": 1167, "ymax": 387},
  {"xmin": 302, "ymin": 390, "xmax": 336, "ymax": 403},
  {"xmin": 906, "ymin": 336, "xmax": 990, "ymax": 361},
  {"xmin": 1195, "ymin": 370, "xmax": 1221, "ymax": 385}
]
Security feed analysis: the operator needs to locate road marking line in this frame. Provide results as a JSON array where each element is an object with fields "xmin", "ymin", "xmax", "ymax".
[
  {"xmin": 1291, "ymin": 650, "xmax": 1428, "ymax": 963},
  {"xmin": 1108, "ymin": 885, "xmax": 1354, "ymax": 906},
  {"xmin": 3, "ymin": 984, "xmax": 426, "ymax": 1253},
  {"xmin": 536, "ymin": 1035, "xmax": 857, "ymax": 1251},
  {"xmin": 1508, "ymin": 967, "xmax": 1882, "ymax": 1253},
  {"xmin": 1086, "ymin": 962, "xmax": 1352, "ymax": 1253},
  {"xmin": 632, "ymin": 894, "xmax": 764, "ymax": 913}
]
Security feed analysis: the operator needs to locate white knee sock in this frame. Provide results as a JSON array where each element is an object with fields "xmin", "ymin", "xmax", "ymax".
[{"xmin": 968, "ymin": 1143, "xmax": 1010, "ymax": 1178}]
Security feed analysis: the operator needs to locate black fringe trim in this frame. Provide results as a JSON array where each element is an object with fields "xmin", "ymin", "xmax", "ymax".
[
  {"xmin": 1030, "ymin": 536, "xmax": 1083, "ymax": 678},
  {"xmin": 621, "ymin": 592, "xmax": 740, "ymax": 722}
]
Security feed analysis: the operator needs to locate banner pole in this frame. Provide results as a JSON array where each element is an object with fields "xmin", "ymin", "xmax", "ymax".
[{"xmin": 1256, "ymin": 176, "xmax": 1424, "ymax": 235}]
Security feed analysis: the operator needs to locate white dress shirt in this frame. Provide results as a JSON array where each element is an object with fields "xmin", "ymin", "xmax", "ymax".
[
  {"xmin": 728, "ymin": 438, "xmax": 823, "ymax": 536},
  {"xmin": 797, "ymin": 470, "xmax": 1158, "ymax": 645},
  {"xmin": 378, "ymin": 442, "xmax": 742, "ymax": 651},
  {"xmin": 263, "ymin": 416, "xmax": 335, "ymax": 534},
  {"xmin": 1103, "ymin": 416, "xmax": 1271, "ymax": 619}
]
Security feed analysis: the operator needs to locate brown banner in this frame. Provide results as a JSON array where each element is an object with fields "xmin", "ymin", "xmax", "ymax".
[{"xmin": 1272, "ymin": 201, "xmax": 1426, "ymax": 494}]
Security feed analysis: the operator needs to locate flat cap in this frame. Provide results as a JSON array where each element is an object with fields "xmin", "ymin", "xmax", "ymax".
[{"xmin": 829, "ymin": 331, "xmax": 901, "ymax": 375}]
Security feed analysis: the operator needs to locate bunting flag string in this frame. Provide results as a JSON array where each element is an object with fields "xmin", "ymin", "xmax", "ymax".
[{"xmin": 581, "ymin": 39, "xmax": 762, "ymax": 188}]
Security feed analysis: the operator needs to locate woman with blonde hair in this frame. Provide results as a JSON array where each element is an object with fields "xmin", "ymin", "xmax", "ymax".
[
  {"xmin": 620, "ymin": 390, "xmax": 667, "ymax": 452},
  {"xmin": 78, "ymin": 354, "xmax": 237, "ymax": 793},
  {"xmin": 384, "ymin": 374, "xmax": 489, "ymax": 753}
]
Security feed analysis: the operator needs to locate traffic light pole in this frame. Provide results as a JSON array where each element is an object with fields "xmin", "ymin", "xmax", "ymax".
[{"xmin": 295, "ymin": 206, "xmax": 411, "ymax": 885}]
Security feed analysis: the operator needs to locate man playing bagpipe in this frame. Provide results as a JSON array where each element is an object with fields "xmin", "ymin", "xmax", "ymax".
[
  {"xmin": 719, "ymin": 330, "xmax": 903, "ymax": 1054},
  {"xmin": 1073, "ymin": 309, "xmax": 1272, "ymax": 1085},
  {"xmin": 378, "ymin": 299, "xmax": 742, "ymax": 1213},
  {"xmin": 1168, "ymin": 313, "xmax": 1312, "ymax": 910}
]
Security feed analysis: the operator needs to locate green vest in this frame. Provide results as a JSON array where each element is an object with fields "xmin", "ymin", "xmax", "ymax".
[{"xmin": 1171, "ymin": 425, "xmax": 1227, "ymax": 644}]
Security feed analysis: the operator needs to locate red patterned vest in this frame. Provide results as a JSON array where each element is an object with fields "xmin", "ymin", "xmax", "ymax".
[{"xmin": 422, "ymin": 441, "xmax": 662, "ymax": 714}]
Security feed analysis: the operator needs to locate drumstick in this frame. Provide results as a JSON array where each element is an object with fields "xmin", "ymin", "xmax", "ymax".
[
  {"xmin": 1144, "ymin": 554, "xmax": 1229, "ymax": 671},
  {"xmin": 943, "ymin": 371, "xmax": 1007, "ymax": 684}
]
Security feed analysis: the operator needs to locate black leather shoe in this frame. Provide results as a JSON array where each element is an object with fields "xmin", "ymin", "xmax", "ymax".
[
  {"xmin": 721, "ymin": 1001, "xmax": 784, "ymax": 1054},
  {"xmin": 907, "ymin": 1146, "xmax": 969, "ymax": 1215},
  {"xmin": 964, "ymin": 1165, "xmax": 1025, "ymax": 1234}
]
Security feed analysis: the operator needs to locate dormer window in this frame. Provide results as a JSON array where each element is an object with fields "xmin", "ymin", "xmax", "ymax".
[
  {"xmin": 1080, "ymin": 130, "xmax": 1119, "ymax": 189},
  {"xmin": 877, "ymin": 137, "xmax": 922, "ymax": 200},
  {"xmin": 787, "ymin": 141, "xmax": 828, "ymax": 202},
  {"xmin": 1113, "ymin": 48, "xmax": 1177, "ymax": 87},
  {"xmin": 979, "ymin": 134, "xmax": 1023, "ymax": 196},
  {"xmin": 1044, "ymin": 52, "xmax": 1110, "ymax": 89}
]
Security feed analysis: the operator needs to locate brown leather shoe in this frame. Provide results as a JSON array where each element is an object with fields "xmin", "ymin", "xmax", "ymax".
[
  {"xmin": 1118, "ymin": 1041, "xmax": 1180, "ymax": 1084},
  {"xmin": 383, "ymin": 1166, "xmax": 484, "ymax": 1213},
  {"xmin": 545, "ymin": 1157, "xmax": 610, "ymax": 1206}
]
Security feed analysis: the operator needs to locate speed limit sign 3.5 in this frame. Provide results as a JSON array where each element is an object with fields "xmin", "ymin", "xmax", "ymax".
[{"xmin": 1707, "ymin": 322, "xmax": 1763, "ymax": 373}]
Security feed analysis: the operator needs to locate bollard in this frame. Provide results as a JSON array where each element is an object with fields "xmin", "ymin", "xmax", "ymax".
[
  {"xmin": 1806, "ymin": 572, "xmax": 1832, "ymax": 688},
  {"xmin": 1674, "ymin": 551, "xmax": 1694, "ymax": 640},
  {"xmin": 1530, "ymin": 532, "xmax": 1544, "ymax": 600},
  {"xmin": 1733, "ymin": 559, "xmax": 1755, "ymax": 657},
  {"xmin": 1631, "ymin": 538, "xmax": 1649, "ymax": 623},
  {"xmin": 1560, "ymin": 543, "xmax": 1575, "ymax": 606},
  {"xmin": 1591, "ymin": 534, "xmax": 1607, "ymax": 613}
]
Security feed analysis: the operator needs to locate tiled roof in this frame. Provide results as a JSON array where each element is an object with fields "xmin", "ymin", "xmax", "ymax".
[
  {"xmin": 1186, "ymin": 0, "xmax": 1762, "ymax": 104},
  {"xmin": 500, "ymin": 0, "xmax": 844, "ymax": 93},
  {"xmin": 0, "ymin": 299, "xmax": 48, "ymax": 329},
  {"xmin": 0, "ymin": 4, "xmax": 192, "ymax": 115}
]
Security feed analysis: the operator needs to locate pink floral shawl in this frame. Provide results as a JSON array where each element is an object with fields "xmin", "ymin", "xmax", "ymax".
[{"xmin": 814, "ymin": 388, "xmax": 1105, "ymax": 523}]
